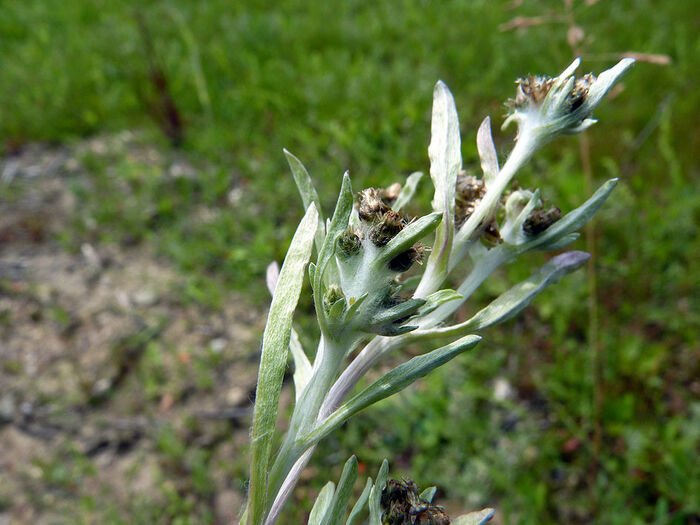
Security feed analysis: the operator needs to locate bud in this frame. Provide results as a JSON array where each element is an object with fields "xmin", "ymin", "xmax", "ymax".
[
  {"xmin": 323, "ymin": 284, "xmax": 344, "ymax": 312},
  {"xmin": 337, "ymin": 228, "xmax": 361, "ymax": 258},
  {"xmin": 482, "ymin": 220, "xmax": 503, "ymax": 245}
]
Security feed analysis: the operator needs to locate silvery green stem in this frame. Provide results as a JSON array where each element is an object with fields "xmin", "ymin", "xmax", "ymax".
[
  {"xmin": 452, "ymin": 134, "xmax": 537, "ymax": 265},
  {"xmin": 266, "ymin": 335, "xmax": 347, "ymax": 515},
  {"xmin": 419, "ymin": 246, "xmax": 512, "ymax": 330},
  {"xmin": 265, "ymin": 448, "xmax": 316, "ymax": 525},
  {"xmin": 320, "ymin": 335, "xmax": 402, "ymax": 419}
]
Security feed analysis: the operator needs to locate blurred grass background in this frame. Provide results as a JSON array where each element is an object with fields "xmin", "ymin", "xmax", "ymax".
[{"xmin": 0, "ymin": 0, "xmax": 698, "ymax": 523}]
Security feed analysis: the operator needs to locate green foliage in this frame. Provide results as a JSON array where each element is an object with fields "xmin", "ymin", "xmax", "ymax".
[{"xmin": 1, "ymin": 0, "xmax": 697, "ymax": 523}]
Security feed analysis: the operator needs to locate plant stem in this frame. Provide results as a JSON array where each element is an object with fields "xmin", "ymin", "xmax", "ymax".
[
  {"xmin": 265, "ymin": 335, "xmax": 346, "ymax": 518},
  {"xmin": 452, "ymin": 133, "xmax": 536, "ymax": 264}
]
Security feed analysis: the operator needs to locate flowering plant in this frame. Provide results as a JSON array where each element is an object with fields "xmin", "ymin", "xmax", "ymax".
[{"xmin": 241, "ymin": 57, "xmax": 634, "ymax": 524}]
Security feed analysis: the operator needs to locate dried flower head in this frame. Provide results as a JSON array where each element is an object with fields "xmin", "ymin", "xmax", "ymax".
[
  {"xmin": 455, "ymin": 171, "xmax": 487, "ymax": 227},
  {"xmin": 381, "ymin": 182, "xmax": 403, "ymax": 205},
  {"xmin": 568, "ymin": 73, "xmax": 596, "ymax": 112},
  {"xmin": 523, "ymin": 205, "xmax": 562, "ymax": 236},
  {"xmin": 509, "ymin": 75, "xmax": 555, "ymax": 109},
  {"xmin": 358, "ymin": 188, "xmax": 391, "ymax": 222},
  {"xmin": 389, "ymin": 243, "xmax": 425, "ymax": 273},
  {"xmin": 371, "ymin": 210, "xmax": 405, "ymax": 246}
]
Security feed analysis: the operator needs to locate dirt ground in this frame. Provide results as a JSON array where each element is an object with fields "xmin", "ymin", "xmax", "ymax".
[{"xmin": 0, "ymin": 137, "xmax": 266, "ymax": 524}]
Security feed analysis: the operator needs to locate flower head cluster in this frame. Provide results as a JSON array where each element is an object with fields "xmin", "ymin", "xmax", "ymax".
[
  {"xmin": 503, "ymin": 57, "xmax": 635, "ymax": 144},
  {"xmin": 246, "ymin": 58, "xmax": 634, "ymax": 525}
]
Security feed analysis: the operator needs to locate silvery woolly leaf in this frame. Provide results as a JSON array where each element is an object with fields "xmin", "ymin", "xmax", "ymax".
[
  {"xmin": 265, "ymin": 261, "xmax": 312, "ymax": 403},
  {"xmin": 369, "ymin": 460, "xmax": 389, "ymax": 525},
  {"xmin": 419, "ymin": 251, "xmax": 590, "ymax": 340},
  {"xmin": 372, "ymin": 212, "xmax": 442, "ymax": 269},
  {"xmin": 429, "ymin": 81, "xmax": 461, "ymax": 215},
  {"xmin": 289, "ymin": 329, "xmax": 312, "ymax": 403},
  {"xmin": 346, "ymin": 477, "xmax": 373, "ymax": 525},
  {"xmin": 523, "ymin": 179, "xmax": 618, "ymax": 251},
  {"xmin": 246, "ymin": 204, "xmax": 318, "ymax": 525},
  {"xmin": 452, "ymin": 508, "xmax": 496, "ymax": 525},
  {"xmin": 344, "ymin": 292, "xmax": 369, "ymax": 321},
  {"xmin": 422, "ymin": 81, "xmax": 461, "ymax": 292},
  {"xmin": 325, "ymin": 456, "xmax": 359, "ymax": 525},
  {"xmin": 535, "ymin": 232, "xmax": 580, "ymax": 251},
  {"xmin": 392, "ymin": 171, "xmax": 423, "ymax": 212},
  {"xmin": 301, "ymin": 335, "xmax": 481, "ymax": 448},
  {"xmin": 284, "ymin": 149, "xmax": 325, "ymax": 252},
  {"xmin": 476, "ymin": 117, "xmax": 499, "ymax": 188},
  {"xmin": 315, "ymin": 173, "xmax": 353, "ymax": 330},
  {"xmin": 370, "ymin": 298, "xmax": 426, "ymax": 326},
  {"xmin": 584, "ymin": 58, "xmax": 636, "ymax": 114},
  {"xmin": 415, "ymin": 289, "xmax": 462, "ymax": 317},
  {"xmin": 308, "ymin": 482, "xmax": 335, "ymax": 525}
]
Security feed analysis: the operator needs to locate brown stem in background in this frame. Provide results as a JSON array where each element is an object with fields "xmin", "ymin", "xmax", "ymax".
[
  {"xmin": 134, "ymin": 10, "xmax": 184, "ymax": 146},
  {"xmin": 563, "ymin": 0, "xmax": 602, "ymax": 511}
]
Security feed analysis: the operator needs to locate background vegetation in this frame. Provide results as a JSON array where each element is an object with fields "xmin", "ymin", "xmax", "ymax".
[{"xmin": 0, "ymin": 0, "xmax": 697, "ymax": 523}]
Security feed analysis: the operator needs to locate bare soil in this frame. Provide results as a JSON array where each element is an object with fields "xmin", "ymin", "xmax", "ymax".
[{"xmin": 0, "ymin": 136, "xmax": 264, "ymax": 524}]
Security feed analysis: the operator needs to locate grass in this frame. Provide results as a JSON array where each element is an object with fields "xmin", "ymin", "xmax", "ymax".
[{"xmin": 1, "ymin": 0, "xmax": 698, "ymax": 523}]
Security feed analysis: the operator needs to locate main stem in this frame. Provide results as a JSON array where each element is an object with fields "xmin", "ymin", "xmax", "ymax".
[{"xmin": 265, "ymin": 335, "xmax": 347, "ymax": 520}]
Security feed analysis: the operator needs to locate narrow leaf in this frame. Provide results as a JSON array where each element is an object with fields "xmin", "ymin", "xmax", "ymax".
[
  {"xmin": 420, "ymin": 251, "xmax": 590, "ymax": 340},
  {"xmin": 370, "ymin": 298, "xmax": 426, "ymax": 326},
  {"xmin": 265, "ymin": 261, "xmax": 312, "ymax": 404},
  {"xmin": 373, "ymin": 212, "xmax": 442, "ymax": 269},
  {"xmin": 346, "ymin": 477, "xmax": 373, "ymax": 525},
  {"xmin": 524, "ymin": 179, "xmax": 618, "ymax": 251},
  {"xmin": 369, "ymin": 460, "xmax": 389, "ymax": 525},
  {"xmin": 326, "ymin": 456, "xmax": 359, "ymax": 525},
  {"xmin": 453, "ymin": 508, "xmax": 496, "ymax": 525},
  {"xmin": 536, "ymin": 232, "xmax": 580, "ymax": 251},
  {"xmin": 416, "ymin": 289, "xmax": 462, "ymax": 317},
  {"xmin": 315, "ymin": 173, "xmax": 353, "ymax": 329},
  {"xmin": 289, "ymin": 330, "xmax": 312, "ymax": 402},
  {"xmin": 284, "ymin": 149, "xmax": 325, "ymax": 252},
  {"xmin": 302, "ymin": 335, "xmax": 481, "ymax": 448},
  {"xmin": 424, "ymin": 81, "xmax": 461, "ymax": 291},
  {"xmin": 476, "ymin": 117, "xmax": 499, "ymax": 187},
  {"xmin": 428, "ymin": 81, "xmax": 461, "ymax": 215},
  {"xmin": 308, "ymin": 482, "xmax": 335, "ymax": 525},
  {"xmin": 246, "ymin": 204, "xmax": 318, "ymax": 525},
  {"xmin": 344, "ymin": 292, "xmax": 369, "ymax": 321},
  {"xmin": 392, "ymin": 171, "xmax": 423, "ymax": 211}
]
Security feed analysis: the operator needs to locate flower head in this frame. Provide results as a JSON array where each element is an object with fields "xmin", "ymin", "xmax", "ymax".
[{"xmin": 503, "ymin": 57, "xmax": 635, "ymax": 144}]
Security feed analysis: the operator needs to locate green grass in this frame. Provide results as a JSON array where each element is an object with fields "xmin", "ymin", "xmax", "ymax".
[{"xmin": 1, "ymin": 0, "xmax": 698, "ymax": 523}]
